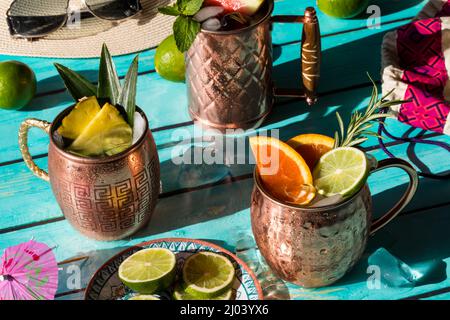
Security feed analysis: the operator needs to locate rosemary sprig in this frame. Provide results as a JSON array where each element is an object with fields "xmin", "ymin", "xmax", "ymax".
[{"xmin": 333, "ymin": 74, "xmax": 405, "ymax": 148}]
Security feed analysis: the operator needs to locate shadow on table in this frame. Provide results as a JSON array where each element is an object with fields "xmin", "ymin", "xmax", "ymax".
[
  {"xmin": 326, "ymin": 180, "xmax": 450, "ymax": 290},
  {"xmin": 268, "ymin": 28, "xmax": 397, "ymax": 131},
  {"xmin": 21, "ymin": 70, "xmax": 98, "ymax": 112}
]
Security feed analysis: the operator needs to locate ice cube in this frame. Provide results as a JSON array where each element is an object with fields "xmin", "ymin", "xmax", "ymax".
[
  {"xmin": 193, "ymin": 6, "xmax": 224, "ymax": 22},
  {"xmin": 202, "ymin": 18, "xmax": 222, "ymax": 31},
  {"xmin": 368, "ymin": 248, "xmax": 417, "ymax": 287},
  {"xmin": 309, "ymin": 194, "xmax": 345, "ymax": 208},
  {"xmin": 132, "ymin": 111, "xmax": 146, "ymax": 144}
]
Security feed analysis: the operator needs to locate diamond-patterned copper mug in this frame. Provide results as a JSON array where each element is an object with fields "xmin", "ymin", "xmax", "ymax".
[
  {"xmin": 18, "ymin": 106, "xmax": 160, "ymax": 241},
  {"xmin": 186, "ymin": 1, "xmax": 321, "ymax": 132},
  {"xmin": 251, "ymin": 158, "xmax": 419, "ymax": 288}
]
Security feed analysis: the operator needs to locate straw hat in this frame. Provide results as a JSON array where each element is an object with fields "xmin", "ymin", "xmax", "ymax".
[{"xmin": 0, "ymin": 0, "xmax": 175, "ymax": 58}]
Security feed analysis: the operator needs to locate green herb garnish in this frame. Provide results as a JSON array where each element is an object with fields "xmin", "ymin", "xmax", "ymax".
[
  {"xmin": 159, "ymin": 0, "xmax": 204, "ymax": 52},
  {"xmin": 333, "ymin": 74, "xmax": 405, "ymax": 148}
]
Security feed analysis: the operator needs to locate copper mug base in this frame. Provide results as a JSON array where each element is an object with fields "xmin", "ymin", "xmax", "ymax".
[
  {"xmin": 251, "ymin": 158, "xmax": 419, "ymax": 288},
  {"xmin": 19, "ymin": 106, "xmax": 160, "ymax": 241}
]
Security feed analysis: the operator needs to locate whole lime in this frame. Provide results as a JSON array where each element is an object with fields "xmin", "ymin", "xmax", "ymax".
[
  {"xmin": 317, "ymin": 0, "xmax": 369, "ymax": 19},
  {"xmin": 155, "ymin": 35, "xmax": 186, "ymax": 82},
  {"xmin": 0, "ymin": 61, "xmax": 36, "ymax": 110}
]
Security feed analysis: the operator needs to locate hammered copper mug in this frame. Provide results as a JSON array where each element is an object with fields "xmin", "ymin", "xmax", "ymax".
[
  {"xmin": 186, "ymin": 1, "xmax": 321, "ymax": 132},
  {"xmin": 18, "ymin": 106, "xmax": 160, "ymax": 241},
  {"xmin": 251, "ymin": 158, "xmax": 419, "ymax": 288}
]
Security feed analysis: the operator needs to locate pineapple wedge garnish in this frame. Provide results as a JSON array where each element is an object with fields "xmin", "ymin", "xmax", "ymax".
[
  {"xmin": 68, "ymin": 102, "xmax": 132, "ymax": 157},
  {"xmin": 58, "ymin": 96, "xmax": 101, "ymax": 140}
]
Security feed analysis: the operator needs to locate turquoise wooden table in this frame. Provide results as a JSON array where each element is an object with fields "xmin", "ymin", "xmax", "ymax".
[{"xmin": 1, "ymin": 0, "xmax": 449, "ymax": 300}]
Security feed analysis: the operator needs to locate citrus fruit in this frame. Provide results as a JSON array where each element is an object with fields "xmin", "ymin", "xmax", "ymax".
[
  {"xmin": 313, "ymin": 147, "xmax": 369, "ymax": 197},
  {"xmin": 173, "ymin": 283, "xmax": 234, "ymax": 300},
  {"xmin": 317, "ymin": 0, "xmax": 369, "ymax": 19},
  {"xmin": 128, "ymin": 294, "xmax": 160, "ymax": 300},
  {"xmin": 118, "ymin": 248, "xmax": 177, "ymax": 294},
  {"xmin": 204, "ymin": 0, "xmax": 264, "ymax": 15},
  {"xmin": 182, "ymin": 252, "xmax": 235, "ymax": 299},
  {"xmin": 286, "ymin": 133, "xmax": 335, "ymax": 171},
  {"xmin": 155, "ymin": 35, "xmax": 186, "ymax": 82},
  {"xmin": 58, "ymin": 96, "xmax": 101, "ymax": 140},
  {"xmin": 249, "ymin": 136, "xmax": 316, "ymax": 205},
  {"xmin": 0, "ymin": 61, "xmax": 36, "ymax": 110},
  {"xmin": 68, "ymin": 102, "xmax": 132, "ymax": 157}
]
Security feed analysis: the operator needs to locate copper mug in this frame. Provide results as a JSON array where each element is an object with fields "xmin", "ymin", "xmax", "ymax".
[
  {"xmin": 186, "ymin": 1, "xmax": 321, "ymax": 132},
  {"xmin": 251, "ymin": 158, "xmax": 419, "ymax": 288},
  {"xmin": 18, "ymin": 106, "xmax": 160, "ymax": 241}
]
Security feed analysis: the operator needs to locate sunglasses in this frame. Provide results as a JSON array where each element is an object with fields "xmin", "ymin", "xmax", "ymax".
[{"xmin": 7, "ymin": 0, "xmax": 142, "ymax": 39}]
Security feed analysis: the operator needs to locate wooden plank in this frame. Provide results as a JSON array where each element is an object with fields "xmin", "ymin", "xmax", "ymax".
[
  {"xmin": 1, "ymin": 104, "xmax": 447, "ymax": 232},
  {"xmin": 0, "ymin": 20, "xmax": 419, "ymax": 164},
  {"xmin": 0, "ymin": 0, "xmax": 425, "ymax": 95},
  {"xmin": 1, "ymin": 79, "xmax": 448, "ymax": 231},
  {"xmin": 3, "ymin": 176, "xmax": 448, "ymax": 300}
]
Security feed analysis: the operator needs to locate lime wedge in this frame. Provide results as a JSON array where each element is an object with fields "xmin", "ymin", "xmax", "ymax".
[
  {"xmin": 68, "ymin": 102, "xmax": 132, "ymax": 157},
  {"xmin": 182, "ymin": 252, "xmax": 235, "ymax": 299},
  {"xmin": 128, "ymin": 294, "xmax": 160, "ymax": 300},
  {"xmin": 173, "ymin": 283, "xmax": 234, "ymax": 300},
  {"xmin": 313, "ymin": 147, "xmax": 369, "ymax": 197},
  {"xmin": 118, "ymin": 248, "xmax": 176, "ymax": 294},
  {"xmin": 58, "ymin": 96, "xmax": 101, "ymax": 140}
]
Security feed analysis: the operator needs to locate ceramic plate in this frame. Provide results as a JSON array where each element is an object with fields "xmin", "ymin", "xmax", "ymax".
[{"xmin": 85, "ymin": 238, "xmax": 263, "ymax": 300}]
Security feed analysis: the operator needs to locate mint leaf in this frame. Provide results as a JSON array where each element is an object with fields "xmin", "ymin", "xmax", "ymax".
[
  {"xmin": 173, "ymin": 16, "xmax": 200, "ymax": 52},
  {"xmin": 158, "ymin": 5, "xmax": 180, "ymax": 16},
  {"xmin": 182, "ymin": 0, "xmax": 204, "ymax": 15}
]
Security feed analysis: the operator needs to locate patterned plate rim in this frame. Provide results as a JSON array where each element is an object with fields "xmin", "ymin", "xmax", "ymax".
[{"xmin": 84, "ymin": 237, "xmax": 264, "ymax": 300}]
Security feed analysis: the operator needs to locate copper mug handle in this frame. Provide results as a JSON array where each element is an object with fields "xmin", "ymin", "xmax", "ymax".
[
  {"xmin": 369, "ymin": 158, "xmax": 419, "ymax": 235},
  {"xmin": 271, "ymin": 7, "xmax": 321, "ymax": 105},
  {"xmin": 18, "ymin": 118, "xmax": 51, "ymax": 182}
]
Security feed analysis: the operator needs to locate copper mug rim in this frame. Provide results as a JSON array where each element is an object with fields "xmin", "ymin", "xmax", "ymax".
[
  {"xmin": 199, "ymin": 0, "xmax": 274, "ymax": 35},
  {"xmin": 253, "ymin": 168, "xmax": 365, "ymax": 212},
  {"xmin": 48, "ymin": 104, "xmax": 150, "ymax": 164}
]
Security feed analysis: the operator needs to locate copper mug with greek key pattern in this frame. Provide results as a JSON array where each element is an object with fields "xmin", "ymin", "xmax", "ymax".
[
  {"xmin": 18, "ymin": 106, "xmax": 160, "ymax": 241},
  {"xmin": 251, "ymin": 158, "xmax": 419, "ymax": 288},
  {"xmin": 186, "ymin": 1, "xmax": 321, "ymax": 132}
]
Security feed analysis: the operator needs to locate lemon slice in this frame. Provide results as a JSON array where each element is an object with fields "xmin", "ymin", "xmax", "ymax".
[
  {"xmin": 68, "ymin": 102, "xmax": 132, "ymax": 157},
  {"xmin": 118, "ymin": 248, "xmax": 176, "ymax": 294},
  {"xmin": 58, "ymin": 96, "xmax": 101, "ymax": 140},
  {"xmin": 313, "ymin": 147, "xmax": 369, "ymax": 197},
  {"xmin": 182, "ymin": 252, "xmax": 235, "ymax": 299}
]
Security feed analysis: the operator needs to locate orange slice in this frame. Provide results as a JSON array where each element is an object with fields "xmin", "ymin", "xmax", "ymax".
[
  {"xmin": 249, "ymin": 136, "xmax": 315, "ymax": 205},
  {"xmin": 286, "ymin": 134, "xmax": 335, "ymax": 171}
]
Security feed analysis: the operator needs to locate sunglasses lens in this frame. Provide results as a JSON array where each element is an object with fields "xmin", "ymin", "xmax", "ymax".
[
  {"xmin": 85, "ymin": 0, "xmax": 142, "ymax": 20},
  {"xmin": 7, "ymin": 0, "xmax": 69, "ymax": 37}
]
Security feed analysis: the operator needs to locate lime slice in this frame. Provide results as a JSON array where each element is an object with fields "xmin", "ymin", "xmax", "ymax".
[
  {"xmin": 129, "ymin": 294, "xmax": 160, "ymax": 300},
  {"xmin": 118, "ymin": 248, "xmax": 176, "ymax": 294},
  {"xmin": 58, "ymin": 96, "xmax": 101, "ymax": 140},
  {"xmin": 182, "ymin": 252, "xmax": 235, "ymax": 299},
  {"xmin": 313, "ymin": 147, "xmax": 369, "ymax": 197},
  {"xmin": 68, "ymin": 102, "xmax": 132, "ymax": 157},
  {"xmin": 173, "ymin": 283, "xmax": 234, "ymax": 300}
]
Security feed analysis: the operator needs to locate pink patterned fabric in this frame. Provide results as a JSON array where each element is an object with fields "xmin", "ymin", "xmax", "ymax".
[{"xmin": 396, "ymin": 18, "xmax": 450, "ymax": 132}]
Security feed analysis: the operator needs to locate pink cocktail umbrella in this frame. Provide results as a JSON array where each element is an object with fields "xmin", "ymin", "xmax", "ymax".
[{"xmin": 0, "ymin": 240, "xmax": 58, "ymax": 300}]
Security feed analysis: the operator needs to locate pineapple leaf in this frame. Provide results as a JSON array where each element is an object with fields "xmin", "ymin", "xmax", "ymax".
[
  {"xmin": 54, "ymin": 63, "xmax": 97, "ymax": 100},
  {"xmin": 98, "ymin": 43, "xmax": 121, "ymax": 105},
  {"xmin": 119, "ymin": 55, "xmax": 139, "ymax": 128}
]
